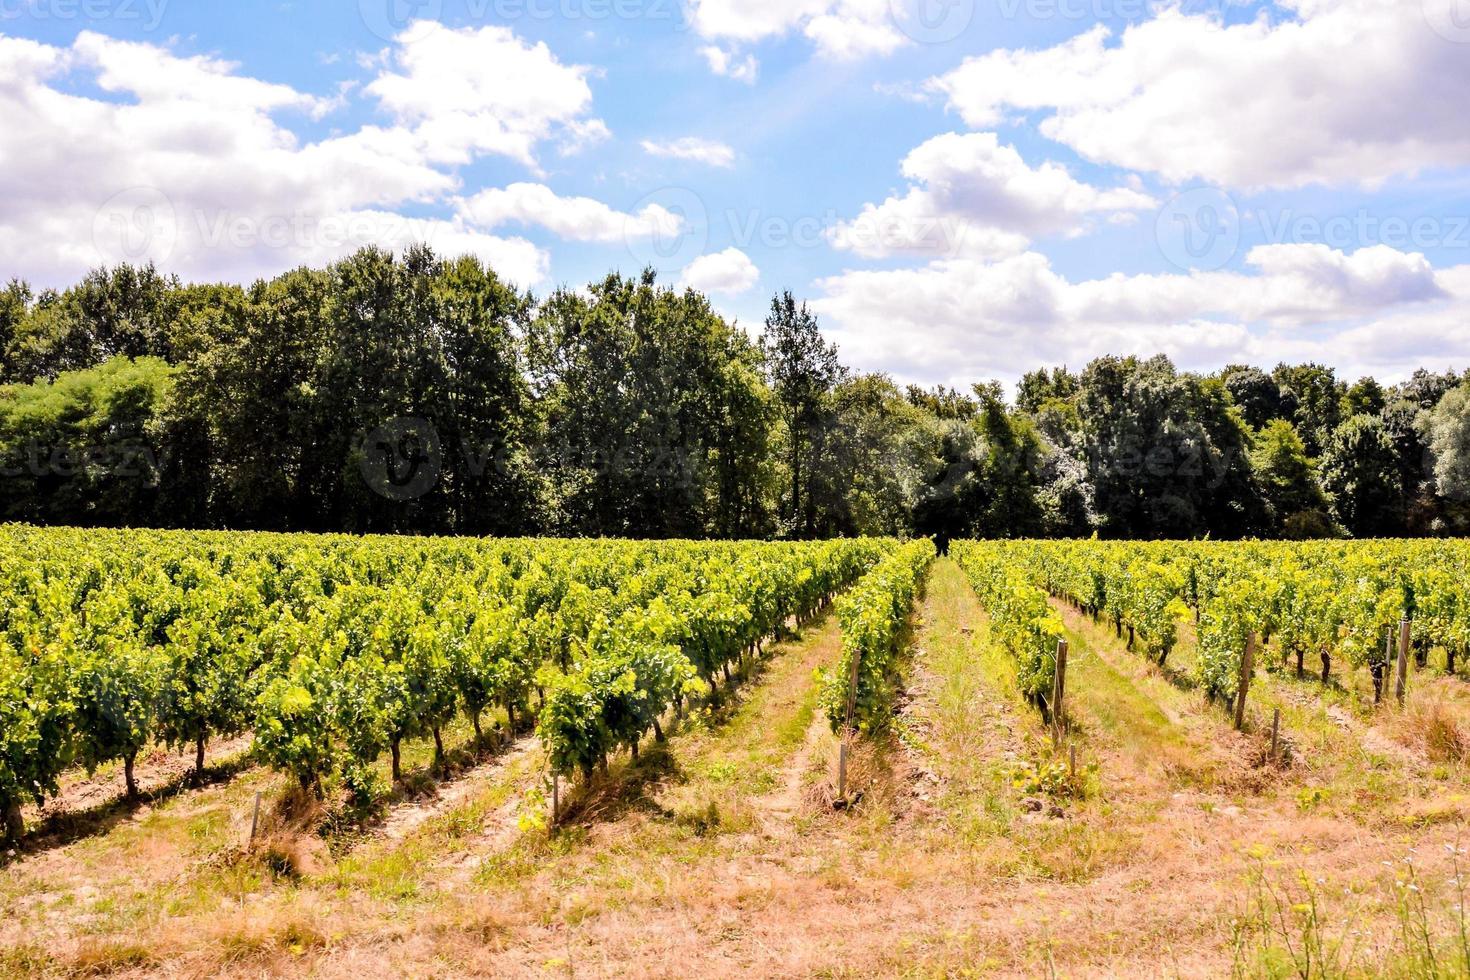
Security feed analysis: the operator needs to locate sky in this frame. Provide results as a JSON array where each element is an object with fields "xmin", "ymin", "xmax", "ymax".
[{"xmin": 3, "ymin": 0, "xmax": 1470, "ymax": 389}]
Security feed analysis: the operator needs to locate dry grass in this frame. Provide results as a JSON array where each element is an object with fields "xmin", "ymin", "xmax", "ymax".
[{"xmin": 7, "ymin": 561, "xmax": 1470, "ymax": 978}]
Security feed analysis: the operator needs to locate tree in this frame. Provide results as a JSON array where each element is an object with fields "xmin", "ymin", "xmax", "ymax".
[
  {"xmin": 527, "ymin": 270, "xmax": 773, "ymax": 538},
  {"xmin": 1343, "ymin": 377, "xmax": 1386, "ymax": 419},
  {"xmin": 1396, "ymin": 368, "xmax": 1463, "ymax": 412},
  {"xmin": 0, "ymin": 357, "xmax": 178, "ymax": 527},
  {"xmin": 1251, "ymin": 420, "xmax": 1333, "ymax": 536},
  {"xmin": 1319, "ymin": 414, "xmax": 1407, "ymax": 537},
  {"xmin": 1420, "ymin": 384, "xmax": 1470, "ymax": 504},
  {"xmin": 1222, "ymin": 365, "xmax": 1286, "ymax": 430},
  {"xmin": 1078, "ymin": 355, "xmax": 1264, "ymax": 539},
  {"xmin": 973, "ymin": 387, "xmax": 1045, "ymax": 537},
  {"xmin": 5, "ymin": 265, "xmax": 181, "ymax": 381},
  {"xmin": 760, "ymin": 292, "xmax": 845, "ymax": 538},
  {"xmin": 1273, "ymin": 363, "xmax": 1346, "ymax": 456},
  {"xmin": 0, "ymin": 280, "xmax": 31, "ymax": 384},
  {"xmin": 1015, "ymin": 367, "xmax": 1078, "ymax": 415}
]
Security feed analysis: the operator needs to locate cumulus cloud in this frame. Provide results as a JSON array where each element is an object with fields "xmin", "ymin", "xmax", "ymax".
[
  {"xmin": 641, "ymin": 137, "xmax": 736, "ymax": 168},
  {"xmin": 811, "ymin": 245, "xmax": 1466, "ymax": 387},
  {"xmin": 457, "ymin": 183, "xmax": 683, "ymax": 243},
  {"xmin": 0, "ymin": 24, "xmax": 632, "ymax": 288},
  {"xmin": 930, "ymin": 0, "xmax": 1470, "ymax": 189},
  {"xmin": 687, "ymin": 0, "xmax": 906, "ymax": 63},
  {"xmin": 700, "ymin": 45, "xmax": 758, "ymax": 84},
  {"xmin": 364, "ymin": 22, "xmax": 608, "ymax": 171},
  {"xmin": 829, "ymin": 132, "xmax": 1157, "ymax": 259},
  {"xmin": 679, "ymin": 245, "xmax": 764, "ymax": 295},
  {"xmin": 679, "ymin": 248, "xmax": 760, "ymax": 295}
]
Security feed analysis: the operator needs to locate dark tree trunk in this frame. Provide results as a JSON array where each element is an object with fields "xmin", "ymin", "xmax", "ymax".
[
  {"xmin": 124, "ymin": 752, "xmax": 139, "ymax": 800},
  {"xmin": 652, "ymin": 718, "xmax": 665, "ymax": 743},
  {"xmin": 1320, "ymin": 650, "xmax": 1331, "ymax": 686},
  {"xmin": 1449, "ymin": 648, "xmax": 1458, "ymax": 677},
  {"xmin": 1127, "ymin": 626, "xmax": 1136, "ymax": 651},
  {"xmin": 507, "ymin": 703, "xmax": 517, "ymax": 735},
  {"xmin": 471, "ymin": 711, "xmax": 483, "ymax": 742},
  {"xmin": 630, "ymin": 738, "xmax": 639, "ymax": 762},
  {"xmin": 432, "ymin": 727, "xmax": 446, "ymax": 767},
  {"xmin": 1372, "ymin": 665, "xmax": 1384, "ymax": 704},
  {"xmin": 391, "ymin": 739, "xmax": 402, "ymax": 783},
  {"xmin": 195, "ymin": 735, "xmax": 207, "ymax": 779},
  {"xmin": 1295, "ymin": 647, "xmax": 1305, "ymax": 679}
]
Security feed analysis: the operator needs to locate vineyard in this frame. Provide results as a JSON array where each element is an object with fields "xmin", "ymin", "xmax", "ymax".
[{"xmin": 4, "ymin": 528, "xmax": 1470, "ymax": 977}]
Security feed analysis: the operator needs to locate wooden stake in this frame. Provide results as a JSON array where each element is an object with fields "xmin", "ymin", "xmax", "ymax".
[
  {"xmin": 249, "ymin": 792, "xmax": 262, "ymax": 841},
  {"xmin": 1051, "ymin": 639, "xmax": 1070, "ymax": 745},
  {"xmin": 1234, "ymin": 633, "xmax": 1256, "ymax": 731},
  {"xmin": 839, "ymin": 648, "xmax": 862, "ymax": 801},
  {"xmin": 1396, "ymin": 617, "xmax": 1411, "ymax": 707}
]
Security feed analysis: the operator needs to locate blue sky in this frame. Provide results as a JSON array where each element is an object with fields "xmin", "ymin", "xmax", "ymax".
[{"xmin": 3, "ymin": 0, "xmax": 1470, "ymax": 387}]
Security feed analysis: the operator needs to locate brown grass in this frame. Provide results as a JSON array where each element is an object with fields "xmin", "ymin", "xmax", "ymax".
[{"xmin": 8, "ymin": 562, "xmax": 1470, "ymax": 979}]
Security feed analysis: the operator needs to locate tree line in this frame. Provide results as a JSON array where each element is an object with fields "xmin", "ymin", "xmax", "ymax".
[{"xmin": 1, "ymin": 245, "xmax": 1468, "ymax": 542}]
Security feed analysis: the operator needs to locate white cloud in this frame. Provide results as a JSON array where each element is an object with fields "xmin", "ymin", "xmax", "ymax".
[
  {"xmin": 0, "ymin": 30, "xmax": 568, "ymax": 288},
  {"xmin": 829, "ymin": 132, "xmax": 1157, "ymax": 259},
  {"xmin": 930, "ymin": 1, "xmax": 1470, "ymax": 189},
  {"xmin": 457, "ymin": 183, "xmax": 683, "ymax": 243},
  {"xmin": 679, "ymin": 248, "xmax": 760, "ymax": 295},
  {"xmin": 640, "ymin": 137, "xmax": 737, "ymax": 169},
  {"xmin": 688, "ymin": 0, "xmax": 906, "ymax": 63},
  {"xmin": 700, "ymin": 45, "xmax": 758, "ymax": 84},
  {"xmin": 811, "ymin": 245, "xmax": 1466, "ymax": 387},
  {"xmin": 364, "ymin": 22, "xmax": 608, "ymax": 171}
]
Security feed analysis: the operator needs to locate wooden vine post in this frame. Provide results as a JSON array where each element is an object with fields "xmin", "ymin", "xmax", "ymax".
[
  {"xmin": 1395, "ymin": 617, "xmax": 1411, "ymax": 707},
  {"xmin": 249, "ymin": 792, "xmax": 262, "ymax": 842},
  {"xmin": 1233, "ymin": 633, "xmax": 1256, "ymax": 731},
  {"xmin": 1051, "ymin": 639, "xmax": 1069, "ymax": 746},
  {"xmin": 838, "ymin": 645, "xmax": 861, "ymax": 801}
]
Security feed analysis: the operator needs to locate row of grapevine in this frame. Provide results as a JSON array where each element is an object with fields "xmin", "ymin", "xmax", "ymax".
[
  {"xmin": 819, "ymin": 540, "xmax": 937, "ymax": 734},
  {"xmin": 971, "ymin": 539, "xmax": 1470, "ymax": 707},
  {"xmin": 539, "ymin": 539, "xmax": 889, "ymax": 779},
  {"xmin": 0, "ymin": 526, "xmax": 891, "ymax": 838},
  {"xmin": 950, "ymin": 541, "xmax": 1066, "ymax": 706}
]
